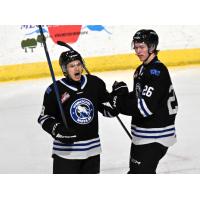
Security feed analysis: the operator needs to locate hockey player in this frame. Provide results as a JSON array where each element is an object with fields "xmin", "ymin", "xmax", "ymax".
[
  {"xmin": 38, "ymin": 49, "xmax": 118, "ymax": 174},
  {"xmin": 111, "ymin": 29, "xmax": 178, "ymax": 174}
]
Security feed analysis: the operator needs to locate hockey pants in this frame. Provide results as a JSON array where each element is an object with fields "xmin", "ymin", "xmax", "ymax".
[
  {"xmin": 128, "ymin": 142, "xmax": 168, "ymax": 174},
  {"xmin": 53, "ymin": 154, "xmax": 100, "ymax": 174}
]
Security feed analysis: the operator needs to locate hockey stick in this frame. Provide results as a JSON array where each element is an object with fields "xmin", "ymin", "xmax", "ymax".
[
  {"xmin": 38, "ymin": 26, "xmax": 69, "ymax": 130},
  {"xmin": 57, "ymin": 41, "xmax": 132, "ymax": 140}
]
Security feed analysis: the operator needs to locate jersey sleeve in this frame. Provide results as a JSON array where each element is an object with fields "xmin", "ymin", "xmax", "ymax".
[
  {"xmin": 116, "ymin": 65, "xmax": 169, "ymax": 118},
  {"xmin": 37, "ymin": 85, "xmax": 60, "ymax": 135},
  {"xmin": 97, "ymin": 76, "xmax": 110, "ymax": 103},
  {"xmin": 94, "ymin": 75, "xmax": 118, "ymax": 117}
]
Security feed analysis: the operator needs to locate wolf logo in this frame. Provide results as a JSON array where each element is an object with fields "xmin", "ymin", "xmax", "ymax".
[
  {"xmin": 70, "ymin": 98, "xmax": 94, "ymax": 124},
  {"xmin": 77, "ymin": 105, "xmax": 91, "ymax": 118}
]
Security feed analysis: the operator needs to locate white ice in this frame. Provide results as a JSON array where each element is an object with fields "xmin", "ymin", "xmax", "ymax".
[{"xmin": 0, "ymin": 66, "xmax": 200, "ymax": 174}]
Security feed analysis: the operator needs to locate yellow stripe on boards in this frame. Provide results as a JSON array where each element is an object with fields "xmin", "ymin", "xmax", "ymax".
[
  {"xmin": 0, "ymin": 48, "xmax": 200, "ymax": 82},
  {"xmin": 0, "ymin": 61, "xmax": 62, "ymax": 82}
]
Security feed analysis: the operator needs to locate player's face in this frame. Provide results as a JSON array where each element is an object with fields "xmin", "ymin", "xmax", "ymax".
[
  {"xmin": 66, "ymin": 60, "xmax": 83, "ymax": 81},
  {"xmin": 134, "ymin": 42, "xmax": 149, "ymax": 62}
]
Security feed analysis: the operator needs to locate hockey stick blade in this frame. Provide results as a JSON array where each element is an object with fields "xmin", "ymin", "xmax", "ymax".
[{"xmin": 57, "ymin": 41, "xmax": 74, "ymax": 51}]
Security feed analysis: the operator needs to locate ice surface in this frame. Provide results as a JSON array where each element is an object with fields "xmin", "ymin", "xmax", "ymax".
[{"xmin": 0, "ymin": 66, "xmax": 200, "ymax": 174}]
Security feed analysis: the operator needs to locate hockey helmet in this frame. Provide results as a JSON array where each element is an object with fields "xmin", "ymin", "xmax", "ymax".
[
  {"xmin": 59, "ymin": 50, "xmax": 84, "ymax": 75},
  {"xmin": 132, "ymin": 29, "xmax": 159, "ymax": 52}
]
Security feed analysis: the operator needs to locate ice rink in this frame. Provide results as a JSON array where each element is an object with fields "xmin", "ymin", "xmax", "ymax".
[{"xmin": 0, "ymin": 66, "xmax": 200, "ymax": 174}]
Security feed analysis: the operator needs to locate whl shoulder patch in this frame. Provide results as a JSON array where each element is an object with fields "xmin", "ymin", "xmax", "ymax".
[
  {"xmin": 150, "ymin": 69, "xmax": 161, "ymax": 76},
  {"xmin": 46, "ymin": 87, "xmax": 52, "ymax": 94}
]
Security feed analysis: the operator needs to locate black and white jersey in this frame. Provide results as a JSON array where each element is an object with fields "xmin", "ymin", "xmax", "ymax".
[
  {"xmin": 38, "ymin": 74, "xmax": 117, "ymax": 159},
  {"xmin": 116, "ymin": 56, "xmax": 178, "ymax": 147}
]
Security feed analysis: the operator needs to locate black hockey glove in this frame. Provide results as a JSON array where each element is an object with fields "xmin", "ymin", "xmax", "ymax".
[
  {"xmin": 51, "ymin": 123, "xmax": 77, "ymax": 144},
  {"xmin": 112, "ymin": 81, "xmax": 129, "ymax": 96},
  {"xmin": 98, "ymin": 103, "xmax": 119, "ymax": 117}
]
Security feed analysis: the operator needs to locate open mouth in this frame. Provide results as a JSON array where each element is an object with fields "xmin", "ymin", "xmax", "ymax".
[{"xmin": 74, "ymin": 72, "xmax": 81, "ymax": 77}]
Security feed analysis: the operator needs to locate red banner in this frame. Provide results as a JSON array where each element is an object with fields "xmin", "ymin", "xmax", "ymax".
[{"xmin": 48, "ymin": 25, "xmax": 82, "ymax": 44}]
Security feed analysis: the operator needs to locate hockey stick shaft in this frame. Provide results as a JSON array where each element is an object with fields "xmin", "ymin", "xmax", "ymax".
[
  {"xmin": 38, "ymin": 26, "xmax": 69, "ymax": 129},
  {"xmin": 57, "ymin": 41, "xmax": 132, "ymax": 139}
]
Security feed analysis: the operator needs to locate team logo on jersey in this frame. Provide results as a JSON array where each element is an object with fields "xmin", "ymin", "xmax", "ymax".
[{"xmin": 70, "ymin": 98, "xmax": 94, "ymax": 124}]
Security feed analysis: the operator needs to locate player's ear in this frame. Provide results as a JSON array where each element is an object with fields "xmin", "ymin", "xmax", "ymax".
[{"xmin": 149, "ymin": 44, "xmax": 156, "ymax": 53}]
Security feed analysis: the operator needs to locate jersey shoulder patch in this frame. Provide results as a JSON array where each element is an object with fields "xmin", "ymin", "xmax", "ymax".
[
  {"xmin": 149, "ymin": 68, "xmax": 161, "ymax": 76},
  {"xmin": 45, "ymin": 86, "xmax": 53, "ymax": 94},
  {"xmin": 148, "ymin": 61, "xmax": 166, "ymax": 77}
]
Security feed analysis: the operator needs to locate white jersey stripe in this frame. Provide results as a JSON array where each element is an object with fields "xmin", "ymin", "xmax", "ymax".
[
  {"xmin": 138, "ymin": 98, "xmax": 153, "ymax": 117},
  {"xmin": 137, "ymin": 98, "xmax": 147, "ymax": 117},
  {"xmin": 131, "ymin": 129, "xmax": 175, "ymax": 137},
  {"xmin": 52, "ymin": 137, "xmax": 102, "ymax": 159},
  {"xmin": 39, "ymin": 115, "xmax": 55, "ymax": 126},
  {"xmin": 81, "ymin": 75, "xmax": 87, "ymax": 89},
  {"xmin": 141, "ymin": 99, "xmax": 152, "ymax": 116},
  {"xmin": 59, "ymin": 79, "xmax": 78, "ymax": 91},
  {"xmin": 131, "ymin": 124, "xmax": 175, "ymax": 138},
  {"xmin": 131, "ymin": 124, "xmax": 175, "ymax": 131}
]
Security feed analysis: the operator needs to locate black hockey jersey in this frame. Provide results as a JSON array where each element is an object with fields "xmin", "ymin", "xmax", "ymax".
[
  {"xmin": 38, "ymin": 74, "xmax": 117, "ymax": 159},
  {"xmin": 115, "ymin": 56, "xmax": 178, "ymax": 147}
]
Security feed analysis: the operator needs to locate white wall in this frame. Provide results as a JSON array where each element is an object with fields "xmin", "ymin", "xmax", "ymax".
[{"xmin": 0, "ymin": 25, "xmax": 200, "ymax": 66}]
